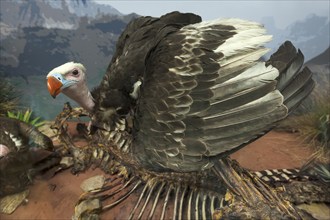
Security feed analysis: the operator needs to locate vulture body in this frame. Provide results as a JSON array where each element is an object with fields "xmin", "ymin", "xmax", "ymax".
[
  {"xmin": 0, "ymin": 117, "xmax": 53, "ymax": 155},
  {"xmin": 47, "ymin": 12, "xmax": 315, "ymax": 218},
  {"xmin": 0, "ymin": 117, "xmax": 55, "ymax": 196}
]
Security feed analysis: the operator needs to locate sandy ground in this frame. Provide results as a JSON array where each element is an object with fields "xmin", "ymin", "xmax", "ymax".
[{"xmin": 1, "ymin": 129, "xmax": 315, "ymax": 220}]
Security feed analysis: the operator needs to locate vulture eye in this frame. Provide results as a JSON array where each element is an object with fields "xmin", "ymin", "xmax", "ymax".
[{"xmin": 72, "ymin": 69, "xmax": 79, "ymax": 75}]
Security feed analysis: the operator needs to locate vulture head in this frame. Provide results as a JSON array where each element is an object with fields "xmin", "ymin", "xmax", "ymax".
[{"xmin": 47, "ymin": 62, "xmax": 95, "ymax": 112}]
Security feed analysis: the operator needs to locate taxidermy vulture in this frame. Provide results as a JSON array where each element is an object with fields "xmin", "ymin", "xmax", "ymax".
[
  {"xmin": 46, "ymin": 11, "xmax": 314, "ymax": 219},
  {"xmin": 0, "ymin": 117, "xmax": 54, "ymax": 196}
]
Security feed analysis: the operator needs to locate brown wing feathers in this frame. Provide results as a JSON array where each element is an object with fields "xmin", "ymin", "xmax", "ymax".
[
  {"xmin": 267, "ymin": 41, "xmax": 315, "ymax": 113},
  {"xmin": 133, "ymin": 19, "xmax": 290, "ymax": 172},
  {"xmin": 92, "ymin": 12, "xmax": 202, "ymax": 119},
  {"xmin": 92, "ymin": 13, "xmax": 314, "ymax": 173}
]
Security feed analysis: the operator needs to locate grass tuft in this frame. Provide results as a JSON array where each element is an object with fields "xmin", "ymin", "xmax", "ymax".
[
  {"xmin": 7, "ymin": 109, "xmax": 46, "ymax": 128},
  {"xmin": 279, "ymin": 79, "xmax": 329, "ymax": 156}
]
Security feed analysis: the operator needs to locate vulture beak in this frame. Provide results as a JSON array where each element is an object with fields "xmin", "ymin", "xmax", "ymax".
[
  {"xmin": 47, "ymin": 75, "xmax": 63, "ymax": 98},
  {"xmin": 47, "ymin": 72, "xmax": 77, "ymax": 98}
]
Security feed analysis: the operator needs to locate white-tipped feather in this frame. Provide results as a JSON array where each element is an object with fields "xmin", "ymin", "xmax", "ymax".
[
  {"xmin": 220, "ymin": 47, "xmax": 270, "ymax": 67},
  {"xmin": 172, "ymin": 18, "xmax": 272, "ymax": 83},
  {"xmin": 12, "ymin": 137, "xmax": 22, "ymax": 148},
  {"xmin": 185, "ymin": 18, "xmax": 272, "ymax": 58},
  {"xmin": 261, "ymin": 176, "xmax": 271, "ymax": 182},
  {"xmin": 265, "ymin": 170, "xmax": 273, "ymax": 175},
  {"xmin": 255, "ymin": 171, "xmax": 263, "ymax": 178},
  {"xmin": 210, "ymin": 62, "xmax": 279, "ymax": 93},
  {"xmin": 6, "ymin": 132, "xmax": 22, "ymax": 147},
  {"xmin": 215, "ymin": 33, "xmax": 272, "ymax": 56},
  {"xmin": 204, "ymin": 90, "xmax": 284, "ymax": 120},
  {"xmin": 223, "ymin": 62, "xmax": 279, "ymax": 85},
  {"xmin": 130, "ymin": 80, "xmax": 142, "ymax": 99},
  {"xmin": 187, "ymin": 18, "xmax": 262, "ymax": 30}
]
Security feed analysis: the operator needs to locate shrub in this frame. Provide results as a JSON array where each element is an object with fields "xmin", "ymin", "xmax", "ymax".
[
  {"xmin": 0, "ymin": 78, "xmax": 20, "ymax": 116},
  {"xmin": 280, "ymin": 81, "xmax": 329, "ymax": 155}
]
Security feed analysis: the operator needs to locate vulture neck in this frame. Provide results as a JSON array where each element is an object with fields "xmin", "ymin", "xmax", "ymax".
[{"xmin": 63, "ymin": 81, "xmax": 95, "ymax": 112}]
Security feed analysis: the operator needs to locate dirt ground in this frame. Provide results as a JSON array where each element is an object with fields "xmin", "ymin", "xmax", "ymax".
[{"xmin": 0, "ymin": 128, "xmax": 316, "ymax": 220}]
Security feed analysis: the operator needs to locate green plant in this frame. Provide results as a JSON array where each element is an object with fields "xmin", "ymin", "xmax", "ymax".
[
  {"xmin": 7, "ymin": 109, "xmax": 46, "ymax": 128},
  {"xmin": 313, "ymin": 163, "xmax": 330, "ymax": 183},
  {"xmin": 0, "ymin": 77, "xmax": 21, "ymax": 116}
]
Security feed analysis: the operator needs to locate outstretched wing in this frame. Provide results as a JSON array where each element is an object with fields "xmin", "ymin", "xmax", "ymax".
[
  {"xmin": 92, "ymin": 12, "xmax": 201, "ymax": 124},
  {"xmin": 133, "ymin": 19, "xmax": 290, "ymax": 172}
]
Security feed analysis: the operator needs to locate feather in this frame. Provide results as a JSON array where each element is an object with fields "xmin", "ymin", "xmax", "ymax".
[
  {"xmin": 132, "ymin": 17, "xmax": 313, "ymax": 171},
  {"xmin": 285, "ymin": 78, "xmax": 315, "ymax": 113},
  {"xmin": 282, "ymin": 66, "xmax": 313, "ymax": 101},
  {"xmin": 277, "ymin": 50, "xmax": 304, "ymax": 91},
  {"xmin": 48, "ymin": 12, "xmax": 314, "ymax": 173}
]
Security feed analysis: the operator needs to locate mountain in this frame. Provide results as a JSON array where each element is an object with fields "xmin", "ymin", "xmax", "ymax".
[
  {"xmin": 307, "ymin": 47, "xmax": 329, "ymax": 66},
  {"xmin": 1, "ymin": 1, "xmax": 329, "ymax": 78},
  {"xmin": 0, "ymin": 0, "xmax": 121, "ymax": 30},
  {"xmin": 47, "ymin": 0, "xmax": 121, "ymax": 19},
  {"xmin": 261, "ymin": 14, "xmax": 329, "ymax": 61},
  {"xmin": 287, "ymin": 14, "xmax": 329, "ymax": 61},
  {"xmin": 306, "ymin": 47, "xmax": 330, "ymax": 90},
  {"xmin": 0, "ymin": 15, "xmax": 131, "ymax": 79},
  {"xmin": 0, "ymin": 0, "xmax": 137, "ymax": 119},
  {"xmin": 0, "ymin": 0, "xmax": 136, "ymax": 80},
  {"xmin": 0, "ymin": 12, "xmax": 138, "ymax": 119}
]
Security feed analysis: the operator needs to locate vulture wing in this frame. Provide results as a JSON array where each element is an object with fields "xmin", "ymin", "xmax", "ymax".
[
  {"xmin": 0, "ymin": 117, "xmax": 53, "ymax": 152},
  {"xmin": 131, "ymin": 19, "xmax": 314, "ymax": 172},
  {"xmin": 92, "ymin": 12, "xmax": 202, "ymax": 125}
]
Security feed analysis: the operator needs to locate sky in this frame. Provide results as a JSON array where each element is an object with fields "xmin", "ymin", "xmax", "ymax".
[{"xmin": 95, "ymin": 0, "xmax": 330, "ymax": 29}]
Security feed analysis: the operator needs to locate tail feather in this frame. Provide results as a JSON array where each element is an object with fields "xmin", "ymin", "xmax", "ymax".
[
  {"xmin": 254, "ymin": 168, "xmax": 303, "ymax": 183},
  {"xmin": 266, "ymin": 41, "xmax": 298, "ymax": 73},
  {"xmin": 276, "ymin": 50, "xmax": 305, "ymax": 91},
  {"xmin": 284, "ymin": 74, "xmax": 315, "ymax": 113},
  {"xmin": 281, "ymin": 67, "xmax": 313, "ymax": 100},
  {"xmin": 254, "ymin": 165, "xmax": 330, "ymax": 185},
  {"xmin": 266, "ymin": 41, "xmax": 315, "ymax": 114}
]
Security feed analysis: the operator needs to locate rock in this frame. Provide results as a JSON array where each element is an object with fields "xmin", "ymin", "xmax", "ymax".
[
  {"xmin": 73, "ymin": 198, "xmax": 101, "ymax": 220},
  {"xmin": 297, "ymin": 203, "xmax": 330, "ymax": 220},
  {"xmin": 38, "ymin": 121, "xmax": 57, "ymax": 138},
  {"xmin": 0, "ymin": 190, "xmax": 29, "ymax": 214},
  {"xmin": 80, "ymin": 175, "xmax": 106, "ymax": 192}
]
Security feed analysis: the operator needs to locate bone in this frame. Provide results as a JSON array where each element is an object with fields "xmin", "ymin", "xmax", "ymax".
[
  {"xmin": 173, "ymin": 184, "xmax": 181, "ymax": 220},
  {"xmin": 187, "ymin": 189, "xmax": 194, "ymax": 220},
  {"xmin": 160, "ymin": 185, "xmax": 173, "ymax": 220},
  {"xmin": 202, "ymin": 194, "xmax": 207, "ymax": 220},
  {"xmin": 137, "ymin": 181, "xmax": 158, "ymax": 220},
  {"xmin": 195, "ymin": 191, "xmax": 200, "ymax": 219},
  {"xmin": 148, "ymin": 182, "xmax": 166, "ymax": 220},
  {"xmin": 178, "ymin": 185, "xmax": 187, "ymax": 220},
  {"xmin": 128, "ymin": 183, "xmax": 149, "ymax": 220},
  {"xmin": 102, "ymin": 180, "xmax": 142, "ymax": 210}
]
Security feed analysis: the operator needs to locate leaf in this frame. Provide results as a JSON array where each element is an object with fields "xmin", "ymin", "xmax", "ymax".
[
  {"xmin": 30, "ymin": 116, "xmax": 41, "ymax": 126},
  {"xmin": 23, "ymin": 109, "xmax": 32, "ymax": 123},
  {"xmin": 34, "ymin": 121, "xmax": 46, "ymax": 128},
  {"xmin": 18, "ymin": 111, "xmax": 24, "ymax": 120},
  {"xmin": 6, "ymin": 108, "xmax": 46, "ymax": 128},
  {"xmin": 7, "ymin": 111, "xmax": 16, "ymax": 118}
]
